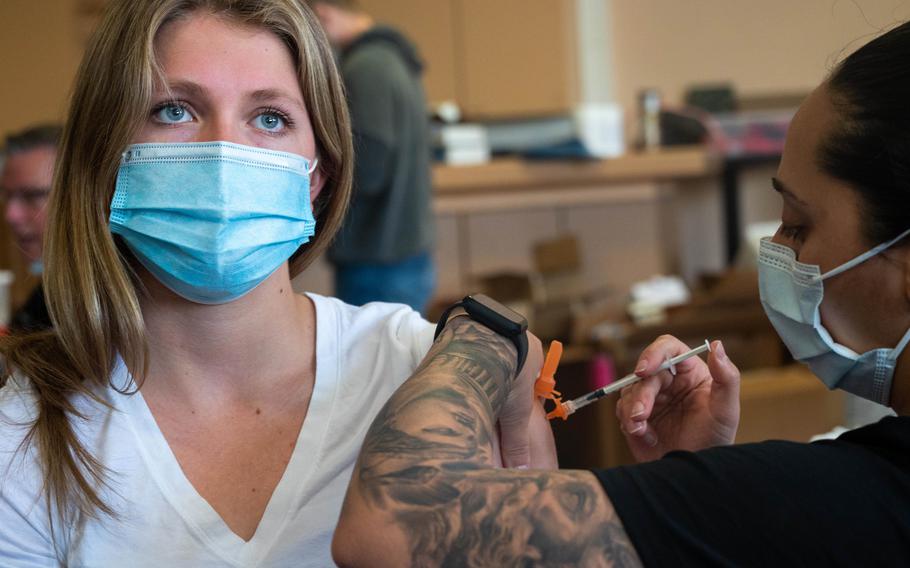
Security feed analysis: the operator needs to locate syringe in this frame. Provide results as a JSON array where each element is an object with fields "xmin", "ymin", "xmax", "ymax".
[{"xmin": 547, "ymin": 340, "xmax": 712, "ymax": 420}]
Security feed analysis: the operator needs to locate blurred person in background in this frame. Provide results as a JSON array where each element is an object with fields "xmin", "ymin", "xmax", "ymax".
[
  {"xmin": 308, "ymin": 0, "xmax": 436, "ymax": 315},
  {"xmin": 0, "ymin": 124, "xmax": 60, "ymax": 332}
]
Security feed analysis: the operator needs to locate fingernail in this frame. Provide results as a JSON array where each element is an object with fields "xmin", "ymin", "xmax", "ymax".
[
  {"xmin": 714, "ymin": 341, "xmax": 727, "ymax": 361},
  {"xmin": 635, "ymin": 360, "xmax": 648, "ymax": 374},
  {"xmin": 631, "ymin": 402, "xmax": 645, "ymax": 418},
  {"xmin": 628, "ymin": 422, "xmax": 645, "ymax": 434},
  {"xmin": 644, "ymin": 431, "xmax": 659, "ymax": 447}
]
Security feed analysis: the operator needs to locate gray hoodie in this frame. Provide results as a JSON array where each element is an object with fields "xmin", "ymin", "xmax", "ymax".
[{"xmin": 328, "ymin": 26, "xmax": 435, "ymax": 265}]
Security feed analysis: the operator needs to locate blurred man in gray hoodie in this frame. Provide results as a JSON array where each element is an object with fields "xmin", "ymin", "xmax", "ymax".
[{"xmin": 308, "ymin": 0, "xmax": 435, "ymax": 314}]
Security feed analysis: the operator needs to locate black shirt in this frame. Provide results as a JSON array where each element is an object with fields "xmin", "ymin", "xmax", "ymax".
[
  {"xmin": 9, "ymin": 282, "xmax": 51, "ymax": 333},
  {"xmin": 594, "ymin": 417, "xmax": 910, "ymax": 567}
]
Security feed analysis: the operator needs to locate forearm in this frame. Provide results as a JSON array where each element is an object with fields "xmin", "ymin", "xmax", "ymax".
[{"xmin": 333, "ymin": 319, "xmax": 642, "ymax": 567}]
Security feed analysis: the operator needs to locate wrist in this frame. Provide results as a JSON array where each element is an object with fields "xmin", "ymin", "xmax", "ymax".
[
  {"xmin": 427, "ymin": 318, "xmax": 519, "ymax": 415},
  {"xmin": 439, "ymin": 316, "xmax": 519, "ymax": 378},
  {"xmin": 443, "ymin": 306, "xmax": 470, "ymax": 326},
  {"xmin": 434, "ymin": 294, "xmax": 529, "ymax": 377}
]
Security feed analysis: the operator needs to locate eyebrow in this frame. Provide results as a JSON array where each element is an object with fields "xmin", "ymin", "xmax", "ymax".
[
  {"xmin": 157, "ymin": 82, "xmax": 305, "ymax": 112},
  {"xmin": 771, "ymin": 177, "xmax": 810, "ymax": 207},
  {"xmin": 162, "ymin": 80, "xmax": 208, "ymax": 100},
  {"xmin": 249, "ymin": 88, "xmax": 306, "ymax": 111}
]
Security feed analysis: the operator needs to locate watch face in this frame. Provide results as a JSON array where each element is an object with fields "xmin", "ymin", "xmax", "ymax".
[{"xmin": 467, "ymin": 294, "xmax": 528, "ymax": 332}]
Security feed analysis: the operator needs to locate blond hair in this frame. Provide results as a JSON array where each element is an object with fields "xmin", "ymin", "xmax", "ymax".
[{"xmin": 1, "ymin": 0, "xmax": 352, "ymax": 524}]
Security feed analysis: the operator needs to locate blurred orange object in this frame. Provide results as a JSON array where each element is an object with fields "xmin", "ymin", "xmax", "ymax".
[{"xmin": 534, "ymin": 340, "xmax": 563, "ymax": 400}]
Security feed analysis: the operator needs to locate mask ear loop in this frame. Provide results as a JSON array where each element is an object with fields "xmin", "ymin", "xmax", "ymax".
[
  {"xmin": 817, "ymin": 227, "xmax": 910, "ymax": 281},
  {"xmin": 307, "ymin": 158, "xmax": 319, "ymax": 176},
  {"xmin": 888, "ymin": 325, "xmax": 910, "ymax": 362}
]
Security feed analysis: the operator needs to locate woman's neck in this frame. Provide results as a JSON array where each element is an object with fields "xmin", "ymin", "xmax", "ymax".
[{"xmin": 137, "ymin": 265, "xmax": 316, "ymax": 406}]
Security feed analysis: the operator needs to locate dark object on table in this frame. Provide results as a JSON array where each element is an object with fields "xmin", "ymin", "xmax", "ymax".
[
  {"xmin": 686, "ymin": 84, "xmax": 737, "ymax": 113},
  {"xmin": 660, "ymin": 111, "xmax": 709, "ymax": 146}
]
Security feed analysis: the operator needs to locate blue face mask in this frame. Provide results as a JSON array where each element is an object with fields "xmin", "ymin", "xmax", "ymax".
[
  {"xmin": 758, "ymin": 229, "xmax": 910, "ymax": 405},
  {"xmin": 109, "ymin": 141, "xmax": 318, "ymax": 304}
]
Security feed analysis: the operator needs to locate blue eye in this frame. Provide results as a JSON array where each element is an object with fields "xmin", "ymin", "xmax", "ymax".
[
  {"xmin": 254, "ymin": 112, "xmax": 287, "ymax": 132},
  {"xmin": 154, "ymin": 103, "xmax": 192, "ymax": 124}
]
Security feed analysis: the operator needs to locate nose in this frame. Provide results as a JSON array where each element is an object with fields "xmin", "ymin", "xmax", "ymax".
[
  {"xmin": 770, "ymin": 224, "xmax": 788, "ymax": 246},
  {"xmin": 197, "ymin": 116, "xmax": 242, "ymax": 146},
  {"xmin": 770, "ymin": 225, "xmax": 783, "ymax": 245}
]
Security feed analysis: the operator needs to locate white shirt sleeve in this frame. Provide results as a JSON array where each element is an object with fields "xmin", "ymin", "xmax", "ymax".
[
  {"xmin": 398, "ymin": 308, "xmax": 435, "ymax": 369},
  {"xmin": 0, "ymin": 479, "xmax": 57, "ymax": 567},
  {"xmin": 0, "ymin": 381, "xmax": 58, "ymax": 567}
]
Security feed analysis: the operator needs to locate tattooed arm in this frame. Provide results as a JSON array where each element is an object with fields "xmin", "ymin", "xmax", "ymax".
[{"xmin": 333, "ymin": 317, "xmax": 643, "ymax": 567}]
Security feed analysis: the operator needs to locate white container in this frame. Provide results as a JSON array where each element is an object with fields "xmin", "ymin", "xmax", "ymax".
[
  {"xmin": 574, "ymin": 103, "xmax": 625, "ymax": 158},
  {"xmin": 440, "ymin": 124, "xmax": 491, "ymax": 166}
]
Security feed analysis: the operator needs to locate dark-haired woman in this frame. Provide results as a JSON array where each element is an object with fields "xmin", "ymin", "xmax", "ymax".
[{"xmin": 332, "ymin": 21, "xmax": 910, "ymax": 567}]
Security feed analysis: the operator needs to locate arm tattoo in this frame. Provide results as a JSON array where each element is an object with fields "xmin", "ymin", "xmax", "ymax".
[{"xmin": 354, "ymin": 320, "xmax": 642, "ymax": 567}]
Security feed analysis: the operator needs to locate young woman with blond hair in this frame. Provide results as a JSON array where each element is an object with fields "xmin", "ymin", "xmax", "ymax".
[{"xmin": 0, "ymin": 1, "xmax": 553, "ymax": 565}]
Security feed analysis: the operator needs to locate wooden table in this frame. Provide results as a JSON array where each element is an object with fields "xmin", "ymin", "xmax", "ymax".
[{"xmin": 432, "ymin": 146, "xmax": 721, "ymax": 214}]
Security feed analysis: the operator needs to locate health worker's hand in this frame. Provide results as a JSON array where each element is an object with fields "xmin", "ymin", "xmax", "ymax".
[{"xmin": 616, "ymin": 335, "xmax": 741, "ymax": 462}]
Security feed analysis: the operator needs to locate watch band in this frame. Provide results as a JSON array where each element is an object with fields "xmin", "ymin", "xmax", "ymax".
[{"xmin": 434, "ymin": 295, "xmax": 529, "ymax": 374}]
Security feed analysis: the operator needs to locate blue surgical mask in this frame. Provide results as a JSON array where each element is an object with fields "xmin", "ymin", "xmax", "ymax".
[
  {"xmin": 109, "ymin": 141, "xmax": 318, "ymax": 304},
  {"xmin": 758, "ymin": 229, "xmax": 910, "ymax": 405}
]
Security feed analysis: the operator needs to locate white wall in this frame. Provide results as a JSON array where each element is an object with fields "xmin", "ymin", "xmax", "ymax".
[{"xmin": 608, "ymin": 0, "xmax": 910, "ymax": 114}]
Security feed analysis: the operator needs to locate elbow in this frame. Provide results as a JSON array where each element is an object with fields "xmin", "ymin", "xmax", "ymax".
[
  {"xmin": 332, "ymin": 504, "xmax": 381, "ymax": 568},
  {"xmin": 332, "ymin": 514, "xmax": 360, "ymax": 568},
  {"xmin": 333, "ymin": 500, "xmax": 408, "ymax": 568}
]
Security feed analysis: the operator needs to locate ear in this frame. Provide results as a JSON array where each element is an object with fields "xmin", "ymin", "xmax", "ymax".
[{"xmin": 309, "ymin": 165, "xmax": 327, "ymax": 206}]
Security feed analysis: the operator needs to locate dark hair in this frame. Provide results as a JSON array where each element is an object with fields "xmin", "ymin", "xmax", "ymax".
[
  {"xmin": 3, "ymin": 123, "xmax": 63, "ymax": 157},
  {"xmin": 822, "ymin": 22, "xmax": 910, "ymax": 246}
]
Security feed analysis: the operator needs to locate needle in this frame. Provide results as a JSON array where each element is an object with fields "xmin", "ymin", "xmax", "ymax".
[{"xmin": 547, "ymin": 340, "xmax": 712, "ymax": 420}]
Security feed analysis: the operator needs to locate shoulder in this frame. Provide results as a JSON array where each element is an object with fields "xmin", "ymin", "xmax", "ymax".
[
  {"xmin": 601, "ymin": 436, "xmax": 906, "ymax": 499},
  {"xmin": 0, "ymin": 372, "xmax": 117, "ymax": 474},
  {"xmin": 0, "ymin": 374, "xmax": 39, "ymax": 454},
  {"xmin": 596, "ymin": 437, "xmax": 910, "ymax": 565},
  {"xmin": 0, "ymin": 376, "xmax": 55, "ymax": 557},
  {"xmin": 0, "ymin": 371, "xmax": 129, "ymax": 561},
  {"xmin": 344, "ymin": 42, "xmax": 406, "ymax": 72},
  {"xmin": 342, "ymin": 45, "xmax": 411, "ymax": 92},
  {"xmin": 836, "ymin": 415, "xmax": 910, "ymax": 457},
  {"xmin": 0, "ymin": 375, "xmax": 41, "ymax": 494},
  {"xmin": 309, "ymin": 293, "xmax": 435, "ymax": 367},
  {"xmin": 0, "ymin": 371, "xmax": 124, "ymax": 484}
]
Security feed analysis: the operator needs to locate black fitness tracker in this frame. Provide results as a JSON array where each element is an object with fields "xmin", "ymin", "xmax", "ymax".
[{"xmin": 434, "ymin": 293, "xmax": 529, "ymax": 374}]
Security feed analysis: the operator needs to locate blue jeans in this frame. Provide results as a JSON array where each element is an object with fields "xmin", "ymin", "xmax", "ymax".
[{"xmin": 333, "ymin": 252, "xmax": 436, "ymax": 315}]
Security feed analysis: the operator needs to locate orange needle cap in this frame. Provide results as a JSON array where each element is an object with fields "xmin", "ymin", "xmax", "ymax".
[
  {"xmin": 535, "ymin": 340, "xmax": 563, "ymax": 399},
  {"xmin": 546, "ymin": 398, "xmax": 570, "ymax": 421}
]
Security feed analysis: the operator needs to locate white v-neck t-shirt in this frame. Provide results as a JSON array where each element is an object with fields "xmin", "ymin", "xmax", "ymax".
[{"xmin": 0, "ymin": 294, "xmax": 435, "ymax": 567}]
